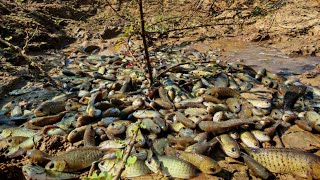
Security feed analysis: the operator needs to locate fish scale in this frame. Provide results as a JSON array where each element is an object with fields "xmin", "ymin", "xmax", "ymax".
[{"xmin": 245, "ymin": 148, "xmax": 320, "ymax": 178}]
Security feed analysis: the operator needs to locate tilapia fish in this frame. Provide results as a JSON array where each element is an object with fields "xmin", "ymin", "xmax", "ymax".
[
  {"xmin": 244, "ymin": 147, "xmax": 320, "ymax": 179},
  {"xmin": 45, "ymin": 147, "xmax": 105, "ymax": 172}
]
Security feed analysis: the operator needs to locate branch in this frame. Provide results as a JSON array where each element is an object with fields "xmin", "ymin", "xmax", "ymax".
[
  {"xmin": 112, "ymin": 127, "xmax": 139, "ymax": 180},
  {"xmin": 137, "ymin": 0, "xmax": 153, "ymax": 85}
]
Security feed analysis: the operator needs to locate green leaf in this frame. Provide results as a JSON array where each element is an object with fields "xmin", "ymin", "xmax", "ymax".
[
  {"xmin": 140, "ymin": 123, "xmax": 147, "ymax": 129},
  {"xmin": 115, "ymin": 150, "xmax": 123, "ymax": 159},
  {"xmin": 126, "ymin": 156, "xmax": 137, "ymax": 167},
  {"xmin": 4, "ymin": 36, "xmax": 12, "ymax": 41},
  {"xmin": 91, "ymin": 171, "xmax": 99, "ymax": 178}
]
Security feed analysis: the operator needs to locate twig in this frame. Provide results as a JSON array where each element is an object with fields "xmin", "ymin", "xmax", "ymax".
[
  {"xmin": 22, "ymin": 26, "xmax": 38, "ymax": 53},
  {"xmin": 156, "ymin": 60, "xmax": 215, "ymax": 79},
  {"xmin": 112, "ymin": 127, "xmax": 139, "ymax": 180},
  {"xmin": 137, "ymin": 0, "xmax": 153, "ymax": 84},
  {"xmin": 0, "ymin": 37, "xmax": 63, "ymax": 91}
]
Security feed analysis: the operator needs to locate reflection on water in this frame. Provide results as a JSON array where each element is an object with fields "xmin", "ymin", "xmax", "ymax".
[{"xmin": 190, "ymin": 39, "xmax": 320, "ymax": 75}]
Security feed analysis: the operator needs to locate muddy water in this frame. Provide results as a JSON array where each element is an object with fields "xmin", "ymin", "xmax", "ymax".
[{"xmin": 190, "ymin": 39, "xmax": 320, "ymax": 75}]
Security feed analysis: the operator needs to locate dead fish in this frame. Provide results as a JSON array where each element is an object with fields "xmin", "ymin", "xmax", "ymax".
[
  {"xmin": 98, "ymin": 158, "xmax": 151, "ymax": 178},
  {"xmin": 305, "ymin": 111, "xmax": 320, "ymax": 132},
  {"xmin": 145, "ymin": 155, "xmax": 198, "ymax": 179},
  {"xmin": 45, "ymin": 147, "xmax": 105, "ymax": 172},
  {"xmin": 107, "ymin": 120, "xmax": 131, "ymax": 135},
  {"xmin": 251, "ymin": 130, "xmax": 270, "ymax": 142},
  {"xmin": 133, "ymin": 110, "xmax": 161, "ymax": 119},
  {"xmin": 240, "ymin": 131, "xmax": 260, "ymax": 148},
  {"xmin": 152, "ymin": 138, "xmax": 169, "ymax": 155},
  {"xmin": 185, "ymin": 141, "xmax": 211, "ymax": 154},
  {"xmin": 29, "ymin": 112, "xmax": 67, "ymax": 127},
  {"xmin": 217, "ymin": 134, "xmax": 240, "ymax": 158},
  {"xmin": 226, "ymin": 98, "xmax": 241, "ymax": 113},
  {"xmin": 26, "ymin": 149, "xmax": 51, "ymax": 165},
  {"xmin": 283, "ymin": 85, "xmax": 306, "ymax": 110},
  {"xmin": 167, "ymin": 134, "xmax": 196, "ymax": 147},
  {"xmin": 244, "ymin": 148, "xmax": 320, "ymax": 179},
  {"xmin": 241, "ymin": 152, "xmax": 271, "ymax": 180},
  {"xmin": 214, "ymin": 73, "xmax": 229, "ymax": 87},
  {"xmin": 247, "ymin": 99, "xmax": 272, "ymax": 109},
  {"xmin": 67, "ymin": 125, "xmax": 87, "ymax": 143},
  {"xmin": 34, "ymin": 94, "xmax": 75, "ymax": 116},
  {"xmin": 83, "ymin": 125, "xmax": 96, "ymax": 147},
  {"xmin": 174, "ymin": 112, "xmax": 196, "ymax": 128},
  {"xmin": 166, "ymin": 147, "xmax": 221, "ymax": 174},
  {"xmin": 206, "ymin": 87, "xmax": 241, "ymax": 98},
  {"xmin": 158, "ymin": 86, "xmax": 175, "ymax": 109},
  {"xmin": 99, "ymin": 139, "xmax": 128, "ymax": 150},
  {"xmin": 141, "ymin": 118, "xmax": 161, "ymax": 134},
  {"xmin": 152, "ymin": 117, "xmax": 168, "ymax": 131},
  {"xmin": 0, "ymin": 127, "xmax": 36, "ymax": 138},
  {"xmin": 23, "ymin": 164, "xmax": 79, "ymax": 180},
  {"xmin": 198, "ymin": 118, "xmax": 259, "ymax": 134},
  {"xmin": 5, "ymin": 134, "xmax": 42, "ymax": 157}
]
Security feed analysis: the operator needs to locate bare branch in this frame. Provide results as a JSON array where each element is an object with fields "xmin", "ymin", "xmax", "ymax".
[
  {"xmin": 137, "ymin": 0, "xmax": 153, "ymax": 85},
  {"xmin": 112, "ymin": 127, "xmax": 139, "ymax": 180}
]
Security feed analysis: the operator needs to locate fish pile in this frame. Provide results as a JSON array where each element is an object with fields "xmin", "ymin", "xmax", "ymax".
[{"xmin": 1, "ymin": 44, "xmax": 320, "ymax": 179}]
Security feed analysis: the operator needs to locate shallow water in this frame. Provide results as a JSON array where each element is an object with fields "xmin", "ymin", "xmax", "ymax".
[{"xmin": 190, "ymin": 39, "xmax": 320, "ymax": 75}]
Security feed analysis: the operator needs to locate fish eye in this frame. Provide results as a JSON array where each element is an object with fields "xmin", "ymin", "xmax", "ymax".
[
  {"xmin": 49, "ymin": 163, "xmax": 55, "ymax": 169},
  {"xmin": 73, "ymin": 130, "xmax": 78, "ymax": 133},
  {"xmin": 231, "ymin": 147, "xmax": 236, "ymax": 152},
  {"xmin": 210, "ymin": 167, "xmax": 216, "ymax": 172},
  {"xmin": 8, "ymin": 139, "xmax": 12, "ymax": 143},
  {"xmin": 111, "ymin": 123, "xmax": 115, "ymax": 126},
  {"xmin": 147, "ymin": 159, "xmax": 152, "ymax": 164},
  {"xmin": 100, "ymin": 161, "xmax": 105, "ymax": 166}
]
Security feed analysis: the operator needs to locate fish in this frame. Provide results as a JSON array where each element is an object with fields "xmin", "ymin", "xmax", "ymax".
[
  {"xmin": 23, "ymin": 164, "xmax": 79, "ymax": 180},
  {"xmin": 45, "ymin": 147, "xmax": 105, "ymax": 172},
  {"xmin": 152, "ymin": 138, "xmax": 169, "ymax": 155},
  {"xmin": 226, "ymin": 98, "xmax": 241, "ymax": 113},
  {"xmin": 83, "ymin": 125, "xmax": 96, "ymax": 147},
  {"xmin": 241, "ymin": 152, "xmax": 271, "ymax": 180},
  {"xmin": 174, "ymin": 112, "xmax": 196, "ymax": 128},
  {"xmin": 166, "ymin": 147, "xmax": 221, "ymax": 174},
  {"xmin": 106, "ymin": 120, "xmax": 131, "ymax": 135},
  {"xmin": 217, "ymin": 134, "xmax": 240, "ymax": 158},
  {"xmin": 29, "ymin": 112, "xmax": 67, "ymax": 127},
  {"xmin": 5, "ymin": 134, "xmax": 42, "ymax": 157},
  {"xmin": 198, "ymin": 118, "xmax": 259, "ymax": 134},
  {"xmin": 34, "ymin": 94, "xmax": 75, "ymax": 116},
  {"xmin": 251, "ymin": 130, "xmax": 270, "ymax": 142},
  {"xmin": 240, "ymin": 131, "xmax": 260, "ymax": 148},
  {"xmin": 26, "ymin": 149, "xmax": 51, "ymax": 164},
  {"xmin": 133, "ymin": 110, "xmax": 161, "ymax": 119},
  {"xmin": 206, "ymin": 87, "xmax": 241, "ymax": 98},
  {"xmin": 145, "ymin": 155, "xmax": 198, "ymax": 179},
  {"xmin": 98, "ymin": 159, "xmax": 151, "ymax": 178},
  {"xmin": 305, "ymin": 111, "xmax": 320, "ymax": 132},
  {"xmin": 0, "ymin": 127, "xmax": 36, "ymax": 138},
  {"xmin": 283, "ymin": 85, "xmax": 306, "ymax": 110},
  {"xmin": 67, "ymin": 125, "xmax": 87, "ymax": 143},
  {"xmin": 214, "ymin": 73, "xmax": 229, "ymax": 87},
  {"xmin": 244, "ymin": 147, "xmax": 320, "ymax": 179}
]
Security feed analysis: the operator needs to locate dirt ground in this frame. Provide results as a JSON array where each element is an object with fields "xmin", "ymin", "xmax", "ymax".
[{"xmin": 0, "ymin": 0, "xmax": 320, "ymax": 179}]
